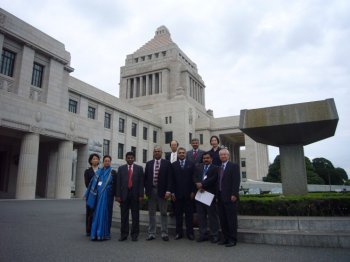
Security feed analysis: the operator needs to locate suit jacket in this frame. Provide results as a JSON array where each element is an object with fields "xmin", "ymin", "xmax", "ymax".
[
  {"xmin": 165, "ymin": 151, "xmax": 177, "ymax": 163},
  {"xmin": 218, "ymin": 161, "xmax": 241, "ymax": 202},
  {"xmin": 144, "ymin": 159, "xmax": 173, "ymax": 198},
  {"xmin": 116, "ymin": 164, "xmax": 144, "ymax": 201},
  {"xmin": 84, "ymin": 167, "xmax": 95, "ymax": 188},
  {"xmin": 186, "ymin": 149, "xmax": 204, "ymax": 165},
  {"xmin": 193, "ymin": 163, "xmax": 218, "ymax": 194},
  {"xmin": 172, "ymin": 160, "xmax": 196, "ymax": 199}
]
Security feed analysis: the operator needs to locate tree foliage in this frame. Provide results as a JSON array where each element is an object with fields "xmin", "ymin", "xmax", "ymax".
[{"xmin": 263, "ymin": 156, "xmax": 347, "ymax": 185}]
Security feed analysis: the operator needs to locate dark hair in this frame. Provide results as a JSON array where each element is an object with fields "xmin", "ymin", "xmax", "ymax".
[
  {"xmin": 177, "ymin": 147, "xmax": 186, "ymax": 152},
  {"xmin": 169, "ymin": 140, "xmax": 179, "ymax": 147},
  {"xmin": 88, "ymin": 153, "xmax": 100, "ymax": 165},
  {"xmin": 125, "ymin": 151, "xmax": 135, "ymax": 158},
  {"xmin": 103, "ymin": 155, "xmax": 112, "ymax": 162},
  {"xmin": 202, "ymin": 151, "xmax": 212, "ymax": 158},
  {"xmin": 210, "ymin": 135, "xmax": 220, "ymax": 145}
]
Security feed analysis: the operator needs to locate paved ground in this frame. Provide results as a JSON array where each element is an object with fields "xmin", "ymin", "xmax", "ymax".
[{"xmin": 0, "ymin": 199, "xmax": 349, "ymax": 262}]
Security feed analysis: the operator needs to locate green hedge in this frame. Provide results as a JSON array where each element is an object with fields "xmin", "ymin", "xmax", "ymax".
[{"xmin": 238, "ymin": 192, "xmax": 350, "ymax": 216}]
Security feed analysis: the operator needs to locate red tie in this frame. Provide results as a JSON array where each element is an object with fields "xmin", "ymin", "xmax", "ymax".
[
  {"xmin": 128, "ymin": 165, "xmax": 133, "ymax": 189},
  {"xmin": 193, "ymin": 150, "xmax": 197, "ymax": 160}
]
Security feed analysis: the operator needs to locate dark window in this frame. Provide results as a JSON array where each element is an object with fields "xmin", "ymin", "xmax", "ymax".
[
  {"xmin": 68, "ymin": 99, "xmax": 77, "ymax": 113},
  {"xmin": 119, "ymin": 118, "xmax": 125, "ymax": 133},
  {"xmin": 118, "ymin": 143, "xmax": 124, "ymax": 159},
  {"xmin": 165, "ymin": 117, "xmax": 168, "ymax": 124},
  {"xmin": 199, "ymin": 134, "xmax": 204, "ymax": 145},
  {"xmin": 165, "ymin": 131, "xmax": 173, "ymax": 144},
  {"xmin": 104, "ymin": 112, "xmax": 111, "ymax": 129},
  {"xmin": 31, "ymin": 62, "xmax": 44, "ymax": 88},
  {"xmin": 143, "ymin": 127, "xmax": 148, "ymax": 140},
  {"xmin": 242, "ymin": 171, "xmax": 247, "ymax": 179},
  {"xmin": 132, "ymin": 123, "xmax": 137, "ymax": 137},
  {"xmin": 241, "ymin": 159, "xmax": 246, "ymax": 168},
  {"xmin": 189, "ymin": 133, "xmax": 192, "ymax": 144},
  {"xmin": 103, "ymin": 139, "xmax": 110, "ymax": 156},
  {"xmin": 88, "ymin": 106, "xmax": 96, "ymax": 119},
  {"xmin": 143, "ymin": 149, "xmax": 148, "ymax": 163},
  {"xmin": 0, "ymin": 49, "xmax": 16, "ymax": 77},
  {"xmin": 153, "ymin": 130, "xmax": 157, "ymax": 143},
  {"xmin": 131, "ymin": 146, "xmax": 136, "ymax": 160},
  {"xmin": 169, "ymin": 116, "xmax": 172, "ymax": 124}
]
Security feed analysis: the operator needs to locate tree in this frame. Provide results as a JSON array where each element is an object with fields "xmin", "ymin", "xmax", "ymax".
[
  {"xmin": 263, "ymin": 155, "xmax": 281, "ymax": 182},
  {"xmin": 312, "ymin": 158, "xmax": 345, "ymax": 185},
  {"xmin": 263, "ymin": 156, "xmax": 325, "ymax": 184}
]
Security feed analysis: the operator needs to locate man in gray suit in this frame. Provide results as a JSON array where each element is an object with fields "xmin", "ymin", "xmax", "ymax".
[
  {"xmin": 116, "ymin": 151, "xmax": 144, "ymax": 242},
  {"xmin": 186, "ymin": 138, "xmax": 204, "ymax": 166}
]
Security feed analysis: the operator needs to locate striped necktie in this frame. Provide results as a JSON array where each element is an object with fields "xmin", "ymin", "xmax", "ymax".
[{"xmin": 153, "ymin": 160, "xmax": 160, "ymax": 186}]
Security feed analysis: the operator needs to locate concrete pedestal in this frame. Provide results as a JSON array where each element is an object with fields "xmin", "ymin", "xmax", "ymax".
[{"xmin": 280, "ymin": 145, "xmax": 308, "ymax": 195}]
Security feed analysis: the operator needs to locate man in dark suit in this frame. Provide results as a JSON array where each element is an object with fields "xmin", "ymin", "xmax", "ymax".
[
  {"xmin": 116, "ymin": 151, "xmax": 144, "ymax": 242},
  {"xmin": 217, "ymin": 148, "xmax": 241, "ymax": 247},
  {"xmin": 186, "ymin": 138, "xmax": 204, "ymax": 166},
  {"xmin": 164, "ymin": 140, "xmax": 178, "ymax": 217},
  {"xmin": 144, "ymin": 145, "xmax": 173, "ymax": 241},
  {"xmin": 194, "ymin": 151, "xmax": 220, "ymax": 243},
  {"xmin": 165, "ymin": 140, "xmax": 179, "ymax": 163},
  {"xmin": 171, "ymin": 147, "xmax": 196, "ymax": 240}
]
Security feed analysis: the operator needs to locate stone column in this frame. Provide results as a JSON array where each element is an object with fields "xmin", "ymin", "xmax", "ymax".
[
  {"xmin": 146, "ymin": 74, "xmax": 149, "ymax": 95},
  {"xmin": 279, "ymin": 145, "xmax": 308, "ymax": 195},
  {"xmin": 55, "ymin": 140, "xmax": 73, "ymax": 199},
  {"xmin": 46, "ymin": 149, "xmax": 58, "ymax": 198},
  {"xmin": 152, "ymin": 74, "xmax": 155, "ymax": 94},
  {"xmin": 16, "ymin": 133, "xmax": 40, "ymax": 199},
  {"xmin": 17, "ymin": 45, "xmax": 35, "ymax": 99},
  {"xmin": 0, "ymin": 33, "xmax": 4, "ymax": 51},
  {"xmin": 75, "ymin": 145, "xmax": 88, "ymax": 198}
]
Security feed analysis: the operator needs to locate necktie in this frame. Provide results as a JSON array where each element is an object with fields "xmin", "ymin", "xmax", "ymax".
[
  {"xmin": 193, "ymin": 150, "xmax": 197, "ymax": 160},
  {"xmin": 180, "ymin": 160, "xmax": 184, "ymax": 169},
  {"xmin": 202, "ymin": 165, "xmax": 208, "ymax": 180},
  {"xmin": 153, "ymin": 160, "xmax": 160, "ymax": 186},
  {"xmin": 219, "ymin": 164, "xmax": 225, "ymax": 191},
  {"xmin": 128, "ymin": 165, "xmax": 133, "ymax": 189}
]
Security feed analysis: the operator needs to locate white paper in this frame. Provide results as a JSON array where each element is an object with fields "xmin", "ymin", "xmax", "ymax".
[{"xmin": 195, "ymin": 190, "xmax": 214, "ymax": 206}]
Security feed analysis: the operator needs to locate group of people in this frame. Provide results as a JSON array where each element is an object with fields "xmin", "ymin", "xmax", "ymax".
[{"xmin": 84, "ymin": 136, "xmax": 241, "ymax": 247}]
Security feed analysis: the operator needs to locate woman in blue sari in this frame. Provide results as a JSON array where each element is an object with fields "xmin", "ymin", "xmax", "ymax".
[{"xmin": 87, "ymin": 155, "xmax": 117, "ymax": 240}]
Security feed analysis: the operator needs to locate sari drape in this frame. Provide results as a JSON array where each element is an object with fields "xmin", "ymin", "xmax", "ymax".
[{"xmin": 89, "ymin": 166, "xmax": 114, "ymax": 240}]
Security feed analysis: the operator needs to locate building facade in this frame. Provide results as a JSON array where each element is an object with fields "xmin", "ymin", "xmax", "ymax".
[{"xmin": 0, "ymin": 9, "xmax": 268, "ymax": 199}]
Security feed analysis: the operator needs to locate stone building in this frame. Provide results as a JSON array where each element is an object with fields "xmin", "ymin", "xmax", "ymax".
[{"xmin": 0, "ymin": 8, "xmax": 268, "ymax": 199}]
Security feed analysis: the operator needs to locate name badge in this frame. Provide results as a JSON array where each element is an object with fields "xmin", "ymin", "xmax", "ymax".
[{"xmin": 98, "ymin": 181, "xmax": 103, "ymax": 186}]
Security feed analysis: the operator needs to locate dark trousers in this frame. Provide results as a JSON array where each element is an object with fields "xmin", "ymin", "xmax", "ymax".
[
  {"xmin": 175, "ymin": 198, "xmax": 194, "ymax": 236},
  {"xmin": 196, "ymin": 200, "xmax": 219, "ymax": 238},
  {"xmin": 86, "ymin": 206, "xmax": 93, "ymax": 235},
  {"xmin": 120, "ymin": 189, "xmax": 140, "ymax": 238},
  {"xmin": 218, "ymin": 197, "xmax": 238, "ymax": 242}
]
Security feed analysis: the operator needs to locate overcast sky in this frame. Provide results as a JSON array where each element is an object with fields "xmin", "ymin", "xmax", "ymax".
[{"xmin": 2, "ymin": 0, "xmax": 350, "ymax": 175}]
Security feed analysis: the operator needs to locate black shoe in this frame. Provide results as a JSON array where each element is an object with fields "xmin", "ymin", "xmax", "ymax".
[
  {"xmin": 211, "ymin": 236, "xmax": 219, "ymax": 243},
  {"xmin": 131, "ymin": 236, "xmax": 138, "ymax": 242},
  {"xmin": 196, "ymin": 237, "xmax": 208, "ymax": 242},
  {"xmin": 118, "ymin": 236, "xmax": 127, "ymax": 241},
  {"xmin": 162, "ymin": 236, "xmax": 169, "ymax": 241},
  {"xmin": 146, "ymin": 235, "xmax": 155, "ymax": 241},
  {"xmin": 225, "ymin": 241, "xmax": 237, "ymax": 247},
  {"xmin": 187, "ymin": 234, "xmax": 194, "ymax": 240},
  {"xmin": 218, "ymin": 239, "xmax": 229, "ymax": 245},
  {"xmin": 175, "ymin": 234, "xmax": 183, "ymax": 240}
]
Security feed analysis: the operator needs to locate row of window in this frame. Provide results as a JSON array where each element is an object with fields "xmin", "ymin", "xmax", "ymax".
[
  {"xmin": 134, "ymin": 51, "xmax": 166, "ymax": 63},
  {"xmin": 1, "ymin": 49, "xmax": 44, "ymax": 88},
  {"xmin": 69, "ymin": 99, "xmax": 158, "ymax": 142},
  {"xmin": 103, "ymin": 141, "xmax": 149, "ymax": 164}
]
